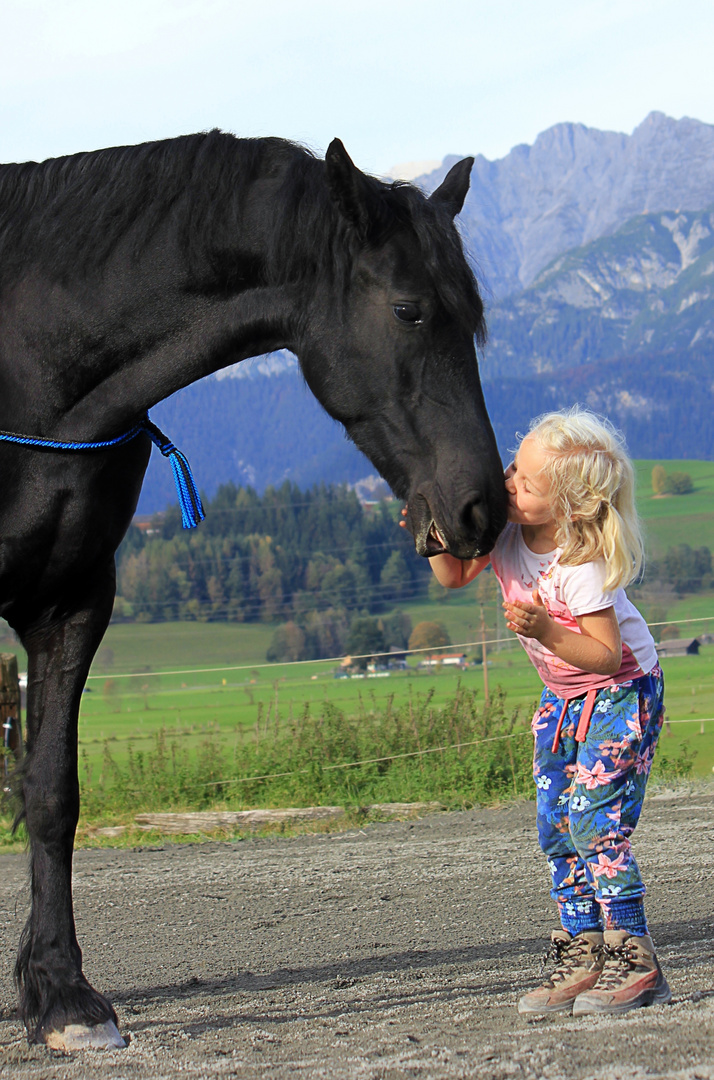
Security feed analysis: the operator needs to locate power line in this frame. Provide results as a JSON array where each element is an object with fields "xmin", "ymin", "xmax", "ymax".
[{"xmin": 113, "ymin": 579, "xmax": 430, "ymax": 619}]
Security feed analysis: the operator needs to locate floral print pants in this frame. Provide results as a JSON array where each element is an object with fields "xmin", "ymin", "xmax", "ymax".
[{"xmin": 532, "ymin": 668, "xmax": 665, "ymax": 936}]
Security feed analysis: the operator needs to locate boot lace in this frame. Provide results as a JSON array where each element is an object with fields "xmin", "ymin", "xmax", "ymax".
[
  {"xmin": 595, "ymin": 941, "xmax": 639, "ymax": 990},
  {"xmin": 541, "ymin": 936, "xmax": 599, "ymax": 987}
]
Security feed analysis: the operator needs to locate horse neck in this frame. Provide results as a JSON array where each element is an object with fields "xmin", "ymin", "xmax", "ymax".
[
  {"xmin": 6, "ymin": 138, "xmax": 331, "ymax": 439},
  {"xmin": 49, "ymin": 275, "xmax": 302, "ymax": 441}
]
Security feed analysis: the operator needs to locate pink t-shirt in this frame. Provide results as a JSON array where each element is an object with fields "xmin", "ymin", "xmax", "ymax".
[{"xmin": 489, "ymin": 523, "xmax": 658, "ymax": 698}]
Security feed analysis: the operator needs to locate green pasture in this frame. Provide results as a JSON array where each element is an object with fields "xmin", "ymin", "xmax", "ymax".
[
  {"xmin": 634, "ymin": 459, "xmax": 714, "ymax": 557},
  {"xmin": 72, "ymin": 642, "xmax": 714, "ymax": 781}
]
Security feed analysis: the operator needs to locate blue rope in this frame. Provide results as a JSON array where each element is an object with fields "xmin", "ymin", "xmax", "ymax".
[{"xmin": 0, "ymin": 415, "xmax": 205, "ymax": 530}]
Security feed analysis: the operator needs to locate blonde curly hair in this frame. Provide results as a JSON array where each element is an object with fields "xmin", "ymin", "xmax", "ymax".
[{"xmin": 522, "ymin": 406, "xmax": 645, "ymax": 591}]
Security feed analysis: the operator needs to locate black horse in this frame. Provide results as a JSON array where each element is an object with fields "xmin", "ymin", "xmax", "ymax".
[{"xmin": 0, "ymin": 131, "xmax": 506, "ymax": 1049}]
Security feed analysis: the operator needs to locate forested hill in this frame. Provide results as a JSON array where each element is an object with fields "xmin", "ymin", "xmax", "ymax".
[
  {"xmin": 138, "ymin": 367, "xmax": 375, "ymax": 515},
  {"xmin": 118, "ymin": 475, "xmax": 712, "ymax": 664},
  {"xmin": 119, "ymin": 481, "xmax": 426, "ymax": 630}
]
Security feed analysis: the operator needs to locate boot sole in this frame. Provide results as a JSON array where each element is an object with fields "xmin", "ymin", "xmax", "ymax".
[
  {"xmin": 573, "ymin": 979, "xmax": 672, "ymax": 1015},
  {"xmin": 518, "ymin": 998, "xmax": 575, "ymax": 1015}
]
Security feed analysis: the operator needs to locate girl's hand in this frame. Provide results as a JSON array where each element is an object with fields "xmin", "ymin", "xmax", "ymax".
[
  {"xmin": 503, "ymin": 589, "xmax": 551, "ymax": 640},
  {"xmin": 399, "ymin": 505, "xmax": 408, "ymax": 529}
]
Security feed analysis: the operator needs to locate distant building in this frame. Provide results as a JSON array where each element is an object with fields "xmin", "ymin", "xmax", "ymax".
[
  {"xmin": 132, "ymin": 513, "xmax": 164, "ymax": 536},
  {"xmin": 388, "ymin": 646, "xmax": 408, "ymax": 670},
  {"xmin": 656, "ymin": 638, "xmax": 701, "ymax": 658},
  {"xmin": 418, "ymin": 653, "xmax": 467, "ymax": 669}
]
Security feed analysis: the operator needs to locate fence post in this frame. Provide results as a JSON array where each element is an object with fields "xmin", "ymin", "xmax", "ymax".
[
  {"xmin": 480, "ymin": 605, "xmax": 489, "ymax": 706},
  {"xmin": 1, "ymin": 653, "xmax": 23, "ymax": 788}
]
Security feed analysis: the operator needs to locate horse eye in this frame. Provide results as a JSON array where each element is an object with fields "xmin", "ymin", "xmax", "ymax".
[{"xmin": 393, "ymin": 303, "xmax": 423, "ymax": 325}]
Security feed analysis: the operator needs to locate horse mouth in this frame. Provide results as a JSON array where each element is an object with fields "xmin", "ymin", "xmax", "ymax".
[{"xmin": 425, "ymin": 521, "xmax": 448, "ymax": 556}]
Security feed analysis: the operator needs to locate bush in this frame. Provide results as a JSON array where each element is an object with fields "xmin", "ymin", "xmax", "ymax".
[
  {"xmin": 664, "ymin": 471, "xmax": 693, "ymax": 495},
  {"xmin": 267, "ymin": 621, "xmax": 307, "ymax": 662},
  {"xmin": 651, "ymin": 464, "xmax": 667, "ymax": 495},
  {"xmin": 78, "ymin": 685, "xmax": 534, "ymax": 818},
  {"xmin": 409, "ymin": 621, "xmax": 451, "ymax": 651},
  {"xmin": 651, "ymin": 740, "xmax": 697, "ymax": 782},
  {"xmin": 346, "ymin": 617, "xmax": 386, "ymax": 669}
]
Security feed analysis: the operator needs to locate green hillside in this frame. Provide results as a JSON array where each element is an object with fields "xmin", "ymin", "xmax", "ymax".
[{"xmin": 635, "ymin": 458, "xmax": 714, "ymax": 556}]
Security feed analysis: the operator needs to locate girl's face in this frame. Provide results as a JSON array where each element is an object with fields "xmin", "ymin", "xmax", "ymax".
[{"xmin": 504, "ymin": 436, "xmax": 555, "ymax": 529}]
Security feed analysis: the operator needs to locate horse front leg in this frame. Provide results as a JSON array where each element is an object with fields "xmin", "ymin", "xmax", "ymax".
[{"xmin": 14, "ymin": 567, "xmax": 126, "ymax": 1049}]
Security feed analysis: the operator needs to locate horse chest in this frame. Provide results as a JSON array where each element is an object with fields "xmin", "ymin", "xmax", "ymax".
[{"xmin": 0, "ymin": 445, "xmax": 147, "ymax": 617}]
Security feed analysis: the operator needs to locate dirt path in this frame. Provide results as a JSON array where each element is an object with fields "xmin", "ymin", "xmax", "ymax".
[{"xmin": 1, "ymin": 791, "xmax": 714, "ymax": 1079}]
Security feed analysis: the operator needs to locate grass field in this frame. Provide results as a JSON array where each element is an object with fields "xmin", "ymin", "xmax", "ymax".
[
  {"xmin": 72, "ymin": 642, "xmax": 714, "ymax": 777},
  {"xmin": 634, "ymin": 458, "xmax": 714, "ymax": 557}
]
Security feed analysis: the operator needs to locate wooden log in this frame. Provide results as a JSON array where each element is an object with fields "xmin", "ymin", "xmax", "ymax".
[
  {"xmin": 132, "ymin": 802, "xmax": 446, "ymax": 835},
  {"xmin": 134, "ymin": 807, "xmax": 346, "ymax": 833},
  {"xmin": 366, "ymin": 802, "xmax": 446, "ymax": 815}
]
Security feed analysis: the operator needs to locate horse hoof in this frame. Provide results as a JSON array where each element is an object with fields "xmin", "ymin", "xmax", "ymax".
[{"xmin": 45, "ymin": 1020, "xmax": 127, "ymax": 1050}]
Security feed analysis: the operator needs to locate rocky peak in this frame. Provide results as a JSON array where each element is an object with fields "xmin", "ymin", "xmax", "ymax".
[{"xmin": 414, "ymin": 113, "xmax": 714, "ymax": 300}]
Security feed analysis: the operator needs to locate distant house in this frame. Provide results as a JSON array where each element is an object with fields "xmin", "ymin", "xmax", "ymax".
[
  {"xmin": 656, "ymin": 638, "xmax": 701, "ymax": 658},
  {"xmin": 418, "ymin": 653, "xmax": 467, "ymax": 669},
  {"xmin": 132, "ymin": 513, "xmax": 164, "ymax": 537}
]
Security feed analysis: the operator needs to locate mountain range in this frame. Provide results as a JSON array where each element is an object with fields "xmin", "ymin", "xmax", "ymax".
[
  {"xmin": 428, "ymin": 111, "xmax": 714, "ymax": 299},
  {"xmin": 137, "ymin": 112, "xmax": 714, "ymax": 515}
]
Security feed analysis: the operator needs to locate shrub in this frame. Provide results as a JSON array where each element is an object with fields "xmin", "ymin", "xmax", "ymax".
[
  {"xmin": 409, "ymin": 621, "xmax": 451, "ymax": 651},
  {"xmin": 664, "ymin": 471, "xmax": 693, "ymax": 495},
  {"xmin": 651, "ymin": 464, "xmax": 667, "ymax": 495},
  {"xmin": 78, "ymin": 685, "xmax": 535, "ymax": 818}
]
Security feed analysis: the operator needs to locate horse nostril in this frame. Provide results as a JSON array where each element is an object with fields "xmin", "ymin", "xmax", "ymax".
[{"xmin": 463, "ymin": 494, "xmax": 487, "ymax": 534}]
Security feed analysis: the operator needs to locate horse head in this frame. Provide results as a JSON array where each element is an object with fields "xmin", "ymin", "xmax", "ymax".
[{"xmin": 297, "ymin": 140, "xmax": 507, "ymax": 560}]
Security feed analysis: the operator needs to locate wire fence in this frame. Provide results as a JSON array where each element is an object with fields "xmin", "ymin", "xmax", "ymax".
[
  {"xmin": 201, "ymin": 715, "xmax": 714, "ymax": 790},
  {"xmin": 83, "ymin": 612, "xmax": 714, "ymax": 682}
]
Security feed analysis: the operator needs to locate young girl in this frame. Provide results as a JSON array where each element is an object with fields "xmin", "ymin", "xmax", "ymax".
[{"xmin": 427, "ymin": 406, "xmax": 671, "ymax": 1016}]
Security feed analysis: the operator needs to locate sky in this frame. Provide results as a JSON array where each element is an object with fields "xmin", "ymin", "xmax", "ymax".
[{"xmin": 2, "ymin": 0, "xmax": 714, "ymax": 177}]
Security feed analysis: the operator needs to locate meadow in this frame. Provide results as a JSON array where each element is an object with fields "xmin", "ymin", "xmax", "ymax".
[{"xmin": 634, "ymin": 458, "xmax": 714, "ymax": 555}]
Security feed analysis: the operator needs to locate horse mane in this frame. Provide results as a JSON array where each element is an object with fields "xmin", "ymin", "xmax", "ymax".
[{"xmin": 0, "ymin": 131, "xmax": 485, "ymax": 342}]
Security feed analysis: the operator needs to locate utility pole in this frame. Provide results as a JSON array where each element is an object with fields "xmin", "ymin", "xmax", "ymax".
[{"xmin": 480, "ymin": 605, "xmax": 489, "ymax": 706}]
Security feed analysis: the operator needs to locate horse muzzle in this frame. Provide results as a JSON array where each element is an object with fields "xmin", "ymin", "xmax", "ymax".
[{"xmin": 407, "ymin": 482, "xmax": 506, "ymax": 560}]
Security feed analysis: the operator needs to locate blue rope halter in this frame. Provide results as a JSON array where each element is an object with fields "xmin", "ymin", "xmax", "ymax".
[{"xmin": 0, "ymin": 415, "xmax": 205, "ymax": 529}]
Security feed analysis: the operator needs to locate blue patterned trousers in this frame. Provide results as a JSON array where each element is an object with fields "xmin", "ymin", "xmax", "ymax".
[{"xmin": 532, "ymin": 668, "xmax": 665, "ymax": 936}]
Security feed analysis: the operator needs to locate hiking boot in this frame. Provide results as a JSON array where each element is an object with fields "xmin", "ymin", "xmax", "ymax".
[
  {"xmin": 518, "ymin": 930, "xmax": 604, "ymax": 1015},
  {"xmin": 573, "ymin": 930, "xmax": 672, "ymax": 1015}
]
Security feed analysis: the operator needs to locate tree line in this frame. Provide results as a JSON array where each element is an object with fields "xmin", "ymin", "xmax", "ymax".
[
  {"xmin": 643, "ymin": 543, "xmax": 712, "ymax": 594},
  {"xmin": 114, "ymin": 482, "xmax": 429, "ymax": 635}
]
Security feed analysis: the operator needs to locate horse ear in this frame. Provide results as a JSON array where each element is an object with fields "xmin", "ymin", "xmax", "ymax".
[
  {"xmin": 429, "ymin": 157, "xmax": 474, "ymax": 218},
  {"xmin": 325, "ymin": 138, "xmax": 372, "ymax": 237}
]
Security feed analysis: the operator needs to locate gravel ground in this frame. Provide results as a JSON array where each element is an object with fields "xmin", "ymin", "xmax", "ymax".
[{"xmin": 1, "ymin": 790, "xmax": 713, "ymax": 1079}]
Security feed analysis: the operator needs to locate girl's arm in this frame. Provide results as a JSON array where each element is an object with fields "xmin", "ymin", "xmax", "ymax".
[
  {"xmin": 504, "ymin": 593, "xmax": 622, "ymax": 676},
  {"xmin": 429, "ymin": 552, "xmax": 491, "ymax": 588}
]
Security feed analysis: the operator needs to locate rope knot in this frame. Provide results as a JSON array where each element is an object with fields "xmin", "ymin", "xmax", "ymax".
[{"xmin": 141, "ymin": 419, "xmax": 205, "ymax": 530}]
